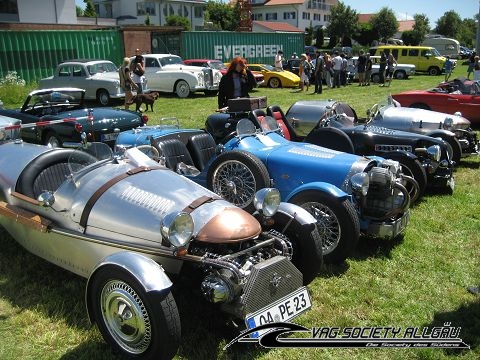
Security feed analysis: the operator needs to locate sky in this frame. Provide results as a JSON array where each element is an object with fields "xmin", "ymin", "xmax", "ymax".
[
  {"xmin": 76, "ymin": 0, "xmax": 478, "ymax": 25},
  {"xmin": 337, "ymin": 0, "xmax": 477, "ymax": 25}
]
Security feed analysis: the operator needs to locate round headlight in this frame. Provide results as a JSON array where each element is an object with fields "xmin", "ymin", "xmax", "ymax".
[
  {"xmin": 427, "ymin": 144, "xmax": 441, "ymax": 162},
  {"xmin": 254, "ymin": 188, "xmax": 281, "ymax": 217},
  {"xmin": 443, "ymin": 117, "xmax": 454, "ymax": 130},
  {"xmin": 350, "ymin": 172, "xmax": 369, "ymax": 196},
  {"xmin": 160, "ymin": 212, "xmax": 194, "ymax": 248}
]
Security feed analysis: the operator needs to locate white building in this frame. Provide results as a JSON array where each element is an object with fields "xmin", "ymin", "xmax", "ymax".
[
  {"xmin": 251, "ymin": 0, "xmax": 336, "ymax": 32},
  {"xmin": 0, "ymin": 0, "xmax": 77, "ymax": 24},
  {"xmin": 91, "ymin": 0, "xmax": 207, "ymax": 30}
]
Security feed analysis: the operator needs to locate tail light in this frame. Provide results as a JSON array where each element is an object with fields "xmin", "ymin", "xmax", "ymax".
[
  {"xmin": 75, "ymin": 123, "xmax": 83, "ymax": 133},
  {"xmin": 142, "ymin": 115, "xmax": 149, "ymax": 124}
]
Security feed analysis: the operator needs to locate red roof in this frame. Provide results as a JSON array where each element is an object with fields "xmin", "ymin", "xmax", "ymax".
[
  {"xmin": 358, "ymin": 13, "xmax": 414, "ymax": 32},
  {"xmin": 253, "ymin": 21, "xmax": 303, "ymax": 32}
]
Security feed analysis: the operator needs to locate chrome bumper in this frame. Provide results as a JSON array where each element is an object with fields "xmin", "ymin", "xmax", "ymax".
[{"xmin": 366, "ymin": 209, "xmax": 410, "ymax": 239}]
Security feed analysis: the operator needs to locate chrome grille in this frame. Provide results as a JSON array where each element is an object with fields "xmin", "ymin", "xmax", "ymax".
[{"xmin": 241, "ymin": 256, "xmax": 302, "ymax": 316}]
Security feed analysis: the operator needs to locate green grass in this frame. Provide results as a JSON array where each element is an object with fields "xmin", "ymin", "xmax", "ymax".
[{"xmin": 0, "ymin": 64, "xmax": 479, "ymax": 360}]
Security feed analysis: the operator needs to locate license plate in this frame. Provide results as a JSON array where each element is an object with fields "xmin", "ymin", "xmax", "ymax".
[
  {"xmin": 393, "ymin": 211, "xmax": 410, "ymax": 236},
  {"xmin": 245, "ymin": 287, "xmax": 311, "ymax": 337},
  {"xmin": 101, "ymin": 132, "xmax": 119, "ymax": 142}
]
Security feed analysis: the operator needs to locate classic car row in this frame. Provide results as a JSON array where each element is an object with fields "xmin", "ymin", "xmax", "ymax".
[
  {"xmin": 0, "ymin": 119, "xmax": 321, "ymax": 359},
  {"xmin": 0, "ymin": 82, "xmax": 478, "ymax": 359}
]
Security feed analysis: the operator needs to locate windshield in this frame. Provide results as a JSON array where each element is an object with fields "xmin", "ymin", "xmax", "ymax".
[
  {"xmin": 160, "ymin": 56, "xmax": 184, "ymax": 66},
  {"xmin": 68, "ymin": 142, "xmax": 113, "ymax": 174},
  {"xmin": 236, "ymin": 118, "xmax": 257, "ymax": 136},
  {"xmin": 210, "ymin": 61, "xmax": 227, "ymax": 70},
  {"xmin": 87, "ymin": 62, "xmax": 117, "ymax": 75}
]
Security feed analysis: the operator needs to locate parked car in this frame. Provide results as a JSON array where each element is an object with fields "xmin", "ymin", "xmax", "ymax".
[
  {"xmin": 349, "ymin": 56, "xmax": 416, "ymax": 82},
  {"xmin": 459, "ymin": 46, "xmax": 472, "ymax": 59},
  {"xmin": 38, "ymin": 59, "xmax": 124, "ymax": 106},
  {"xmin": 0, "ymin": 127, "xmax": 317, "ymax": 359},
  {"xmin": 392, "ymin": 77, "xmax": 480, "ymax": 126},
  {"xmin": 183, "ymin": 58, "xmax": 264, "ymax": 86},
  {"xmin": 115, "ymin": 109, "xmax": 411, "ymax": 264},
  {"xmin": 266, "ymin": 101, "xmax": 455, "ymax": 198},
  {"xmin": 246, "ymin": 64, "xmax": 300, "ymax": 88},
  {"xmin": 0, "ymin": 114, "xmax": 21, "ymax": 141},
  {"xmin": 139, "ymin": 54, "xmax": 222, "ymax": 98},
  {"xmin": 0, "ymin": 88, "xmax": 148, "ymax": 148}
]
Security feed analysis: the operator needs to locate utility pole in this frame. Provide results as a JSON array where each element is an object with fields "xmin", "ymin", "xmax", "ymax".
[{"xmin": 477, "ymin": 0, "xmax": 480, "ymax": 51}]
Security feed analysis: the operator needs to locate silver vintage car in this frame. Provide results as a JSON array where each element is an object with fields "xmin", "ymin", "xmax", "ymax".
[{"xmin": 0, "ymin": 127, "xmax": 320, "ymax": 359}]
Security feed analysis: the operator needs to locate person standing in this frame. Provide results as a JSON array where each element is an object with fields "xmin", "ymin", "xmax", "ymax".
[
  {"xmin": 119, "ymin": 57, "xmax": 138, "ymax": 110},
  {"xmin": 340, "ymin": 53, "xmax": 348, "ymax": 86},
  {"xmin": 298, "ymin": 53, "xmax": 311, "ymax": 92},
  {"xmin": 444, "ymin": 56, "xmax": 453, "ymax": 82},
  {"xmin": 217, "ymin": 56, "xmax": 256, "ymax": 109},
  {"xmin": 275, "ymin": 50, "xmax": 284, "ymax": 69},
  {"xmin": 356, "ymin": 50, "xmax": 367, "ymax": 86},
  {"xmin": 467, "ymin": 51, "xmax": 476, "ymax": 79},
  {"xmin": 379, "ymin": 49, "xmax": 387, "ymax": 86},
  {"xmin": 324, "ymin": 53, "xmax": 333, "ymax": 88},
  {"xmin": 332, "ymin": 51, "xmax": 342, "ymax": 88},
  {"xmin": 384, "ymin": 52, "xmax": 398, "ymax": 86},
  {"xmin": 364, "ymin": 53, "xmax": 372, "ymax": 86},
  {"xmin": 474, "ymin": 56, "xmax": 480, "ymax": 81},
  {"xmin": 131, "ymin": 48, "xmax": 145, "ymax": 93},
  {"xmin": 313, "ymin": 50, "xmax": 324, "ymax": 94}
]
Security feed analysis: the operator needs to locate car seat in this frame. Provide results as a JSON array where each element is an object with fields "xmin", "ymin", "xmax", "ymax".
[
  {"xmin": 155, "ymin": 138, "xmax": 196, "ymax": 173},
  {"xmin": 187, "ymin": 133, "xmax": 216, "ymax": 171},
  {"xmin": 266, "ymin": 105, "xmax": 297, "ymax": 140}
]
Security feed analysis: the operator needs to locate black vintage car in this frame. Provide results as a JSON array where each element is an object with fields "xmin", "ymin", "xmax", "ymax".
[
  {"xmin": 254, "ymin": 101, "xmax": 456, "ymax": 200},
  {"xmin": 0, "ymin": 87, "xmax": 148, "ymax": 148}
]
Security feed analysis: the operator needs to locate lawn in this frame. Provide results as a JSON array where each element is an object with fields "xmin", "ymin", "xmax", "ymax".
[{"xmin": 0, "ymin": 64, "xmax": 478, "ymax": 360}]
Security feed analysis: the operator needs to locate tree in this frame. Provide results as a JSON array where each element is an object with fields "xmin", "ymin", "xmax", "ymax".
[
  {"xmin": 401, "ymin": 30, "xmax": 423, "ymax": 45},
  {"xmin": 457, "ymin": 18, "xmax": 476, "ymax": 48},
  {"xmin": 166, "ymin": 15, "xmax": 191, "ymax": 30},
  {"xmin": 314, "ymin": 27, "xmax": 325, "ymax": 48},
  {"xmin": 145, "ymin": 14, "xmax": 151, "ymax": 26},
  {"xmin": 434, "ymin": 11, "xmax": 462, "ymax": 38},
  {"xmin": 76, "ymin": 6, "xmax": 83, "ymax": 17},
  {"xmin": 353, "ymin": 23, "xmax": 378, "ymax": 46},
  {"xmin": 83, "ymin": 0, "xmax": 96, "ymax": 17},
  {"xmin": 369, "ymin": 7, "xmax": 398, "ymax": 43},
  {"xmin": 305, "ymin": 23, "xmax": 314, "ymax": 46},
  {"xmin": 326, "ymin": 1, "xmax": 358, "ymax": 46},
  {"xmin": 412, "ymin": 14, "xmax": 430, "ymax": 39},
  {"xmin": 205, "ymin": 1, "xmax": 238, "ymax": 31}
]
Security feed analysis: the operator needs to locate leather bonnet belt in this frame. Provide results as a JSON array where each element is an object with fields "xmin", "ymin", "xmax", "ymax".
[
  {"xmin": 79, "ymin": 166, "xmax": 163, "ymax": 230},
  {"xmin": 182, "ymin": 195, "xmax": 222, "ymax": 214}
]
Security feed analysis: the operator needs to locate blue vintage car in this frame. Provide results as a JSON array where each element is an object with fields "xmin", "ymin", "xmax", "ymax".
[{"xmin": 116, "ymin": 116, "xmax": 412, "ymax": 264}]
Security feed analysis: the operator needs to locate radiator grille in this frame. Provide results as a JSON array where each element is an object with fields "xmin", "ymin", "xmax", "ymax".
[{"xmin": 241, "ymin": 256, "xmax": 302, "ymax": 315}]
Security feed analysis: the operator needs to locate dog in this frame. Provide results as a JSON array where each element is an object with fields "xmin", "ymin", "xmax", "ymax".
[{"xmin": 133, "ymin": 92, "xmax": 160, "ymax": 112}]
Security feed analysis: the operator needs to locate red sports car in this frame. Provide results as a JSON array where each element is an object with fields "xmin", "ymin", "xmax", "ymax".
[
  {"xmin": 392, "ymin": 77, "xmax": 480, "ymax": 125},
  {"xmin": 183, "ymin": 58, "xmax": 265, "ymax": 86}
]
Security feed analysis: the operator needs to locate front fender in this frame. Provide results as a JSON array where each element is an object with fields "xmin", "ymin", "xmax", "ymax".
[
  {"xmin": 382, "ymin": 150, "xmax": 418, "ymax": 161},
  {"xmin": 284, "ymin": 182, "xmax": 349, "ymax": 203},
  {"xmin": 273, "ymin": 202, "xmax": 318, "ymax": 226},
  {"xmin": 85, "ymin": 251, "xmax": 172, "ymax": 323}
]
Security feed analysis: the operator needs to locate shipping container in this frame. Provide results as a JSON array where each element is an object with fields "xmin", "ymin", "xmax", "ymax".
[
  {"xmin": 0, "ymin": 30, "xmax": 124, "ymax": 84},
  {"xmin": 180, "ymin": 32, "xmax": 305, "ymax": 65}
]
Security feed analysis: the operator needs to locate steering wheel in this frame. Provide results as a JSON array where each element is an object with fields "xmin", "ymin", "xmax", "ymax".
[{"xmin": 366, "ymin": 103, "xmax": 379, "ymax": 124}]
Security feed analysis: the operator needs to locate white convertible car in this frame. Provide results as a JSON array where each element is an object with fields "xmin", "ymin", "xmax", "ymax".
[{"xmin": 136, "ymin": 54, "xmax": 222, "ymax": 98}]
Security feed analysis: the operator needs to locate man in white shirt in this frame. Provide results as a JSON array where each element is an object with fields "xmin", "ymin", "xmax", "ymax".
[
  {"xmin": 275, "ymin": 50, "xmax": 284, "ymax": 69},
  {"xmin": 332, "ymin": 51, "xmax": 343, "ymax": 88}
]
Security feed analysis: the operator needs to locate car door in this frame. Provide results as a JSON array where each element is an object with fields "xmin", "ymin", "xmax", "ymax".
[{"xmin": 143, "ymin": 57, "xmax": 174, "ymax": 92}]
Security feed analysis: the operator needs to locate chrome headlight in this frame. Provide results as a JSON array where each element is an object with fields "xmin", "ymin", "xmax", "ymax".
[
  {"xmin": 427, "ymin": 144, "xmax": 441, "ymax": 162},
  {"xmin": 453, "ymin": 111, "xmax": 462, "ymax": 117},
  {"xmin": 254, "ymin": 188, "xmax": 281, "ymax": 216},
  {"xmin": 0, "ymin": 129, "xmax": 6, "ymax": 141},
  {"xmin": 161, "ymin": 211, "xmax": 194, "ymax": 247},
  {"xmin": 380, "ymin": 159, "xmax": 401, "ymax": 176},
  {"xmin": 350, "ymin": 172, "xmax": 369, "ymax": 196},
  {"xmin": 443, "ymin": 117, "xmax": 454, "ymax": 130}
]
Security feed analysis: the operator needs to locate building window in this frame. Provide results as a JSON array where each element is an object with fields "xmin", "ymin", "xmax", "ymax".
[
  {"xmin": 283, "ymin": 12, "xmax": 295, "ymax": 20},
  {"xmin": 302, "ymin": 12, "xmax": 310, "ymax": 20},
  {"xmin": 194, "ymin": 6, "xmax": 203, "ymax": 18},
  {"xmin": 314, "ymin": 13, "xmax": 321, "ymax": 21},
  {"xmin": 266, "ymin": 13, "xmax": 277, "ymax": 20},
  {"xmin": 252, "ymin": 13, "xmax": 263, "ymax": 20},
  {"xmin": 137, "ymin": 2, "xmax": 155, "ymax": 16}
]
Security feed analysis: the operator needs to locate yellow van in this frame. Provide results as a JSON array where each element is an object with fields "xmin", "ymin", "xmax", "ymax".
[{"xmin": 369, "ymin": 45, "xmax": 446, "ymax": 75}]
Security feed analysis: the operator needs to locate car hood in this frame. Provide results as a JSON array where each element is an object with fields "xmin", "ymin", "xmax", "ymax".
[
  {"xmin": 58, "ymin": 108, "xmax": 143, "ymax": 130},
  {"xmin": 232, "ymin": 133, "xmax": 375, "ymax": 193},
  {"xmin": 91, "ymin": 71, "xmax": 120, "ymax": 81},
  {"xmin": 379, "ymin": 105, "xmax": 471, "ymax": 129},
  {"xmin": 163, "ymin": 64, "xmax": 211, "ymax": 73}
]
